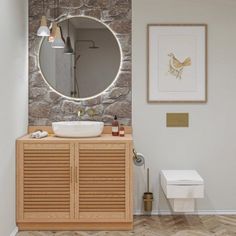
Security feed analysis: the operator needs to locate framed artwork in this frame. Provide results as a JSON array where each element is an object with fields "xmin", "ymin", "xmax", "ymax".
[{"xmin": 147, "ymin": 24, "xmax": 207, "ymax": 102}]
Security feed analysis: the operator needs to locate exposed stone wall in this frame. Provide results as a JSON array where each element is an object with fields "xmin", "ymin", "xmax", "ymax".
[{"xmin": 29, "ymin": 0, "xmax": 132, "ymax": 125}]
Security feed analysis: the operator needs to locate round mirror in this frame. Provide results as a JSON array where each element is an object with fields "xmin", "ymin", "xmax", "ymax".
[{"xmin": 39, "ymin": 16, "xmax": 121, "ymax": 99}]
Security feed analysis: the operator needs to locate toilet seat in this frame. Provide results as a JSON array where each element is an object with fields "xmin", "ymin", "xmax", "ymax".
[{"xmin": 161, "ymin": 170, "xmax": 204, "ymax": 185}]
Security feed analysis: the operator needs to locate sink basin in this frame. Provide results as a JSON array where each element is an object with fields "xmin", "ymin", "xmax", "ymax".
[{"xmin": 52, "ymin": 121, "xmax": 104, "ymax": 138}]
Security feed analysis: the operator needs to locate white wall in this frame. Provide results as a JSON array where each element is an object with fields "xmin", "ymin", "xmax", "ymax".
[
  {"xmin": 39, "ymin": 21, "xmax": 76, "ymax": 97},
  {"xmin": 40, "ymin": 38, "xmax": 56, "ymax": 88},
  {"xmin": 55, "ymin": 21, "xmax": 76, "ymax": 97},
  {"xmin": 77, "ymin": 28, "xmax": 120, "ymax": 98},
  {"xmin": 0, "ymin": 0, "xmax": 28, "ymax": 235},
  {"xmin": 133, "ymin": 0, "xmax": 236, "ymax": 213}
]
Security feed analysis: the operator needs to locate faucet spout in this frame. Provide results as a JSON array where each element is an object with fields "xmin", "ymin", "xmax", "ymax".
[
  {"xmin": 77, "ymin": 110, "xmax": 81, "ymax": 120},
  {"xmin": 77, "ymin": 109, "xmax": 84, "ymax": 120}
]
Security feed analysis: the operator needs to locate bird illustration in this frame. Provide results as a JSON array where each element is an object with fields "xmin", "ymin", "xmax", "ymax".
[{"xmin": 168, "ymin": 53, "xmax": 191, "ymax": 79}]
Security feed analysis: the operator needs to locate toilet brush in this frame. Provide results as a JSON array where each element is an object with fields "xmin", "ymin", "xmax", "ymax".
[{"xmin": 143, "ymin": 168, "xmax": 153, "ymax": 212}]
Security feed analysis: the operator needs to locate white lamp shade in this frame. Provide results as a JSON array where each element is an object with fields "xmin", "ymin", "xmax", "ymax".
[
  {"xmin": 37, "ymin": 16, "xmax": 50, "ymax": 37},
  {"xmin": 52, "ymin": 38, "xmax": 65, "ymax": 48},
  {"xmin": 52, "ymin": 26, "xmax": 65, "ymax": 48}
]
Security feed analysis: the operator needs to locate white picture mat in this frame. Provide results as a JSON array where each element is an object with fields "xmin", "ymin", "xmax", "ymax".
[{"xmin": 148, "ymin": 25, "xmax": 206, "ymax": 102}]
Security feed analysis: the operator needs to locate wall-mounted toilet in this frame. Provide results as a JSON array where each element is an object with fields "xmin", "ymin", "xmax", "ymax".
[{"xmin": 160, "ymin": 170, "xmax": 204, "ymax": 212}]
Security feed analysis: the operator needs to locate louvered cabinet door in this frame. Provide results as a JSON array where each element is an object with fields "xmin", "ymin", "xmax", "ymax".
[
  {"xmin": 76, "ymin": 143, "xmax": 132, "ymax": 222},
  {"xmin": 17, "ymin": 143, "xmax": 75, "ymax": 222}
]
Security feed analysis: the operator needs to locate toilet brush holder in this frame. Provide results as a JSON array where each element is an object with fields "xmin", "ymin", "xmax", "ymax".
[
  {"xmin": 143, "ymin": 168, "xmax": 153, "ymax": 212},
  {"xmin": 143, "ymin": 192, "xmax": 153, "ymax": 212}
]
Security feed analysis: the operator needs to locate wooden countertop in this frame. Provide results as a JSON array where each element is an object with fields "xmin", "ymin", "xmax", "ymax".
[{"xmin": 17, "ymin": 134, "xmax": 133, "ymax": 142}]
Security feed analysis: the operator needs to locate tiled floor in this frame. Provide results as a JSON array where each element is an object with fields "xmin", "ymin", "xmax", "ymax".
[{"xmin": 17, "ymin": 215, "xmax": 236, "ymax": 236}]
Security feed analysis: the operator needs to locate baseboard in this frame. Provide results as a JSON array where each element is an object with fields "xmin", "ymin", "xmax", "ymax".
[
  {"xmin": 17, "ymin": 222, "xmax": 133, "ymax": 231},
  {"xmin": 10, "ymin": 227, "xmax": 18, "ymax": 236},
  {"xmin": 134, "ymin": 210, "xmax": 236, "ymax": 215}
]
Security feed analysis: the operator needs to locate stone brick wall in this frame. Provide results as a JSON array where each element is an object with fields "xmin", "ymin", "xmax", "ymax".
[{"xmin": 29, "ymin": 0, "xmax": 132, "ymax": 125}]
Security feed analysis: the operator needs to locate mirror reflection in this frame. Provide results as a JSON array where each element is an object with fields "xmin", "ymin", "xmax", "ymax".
[{"xmin": 39, "ymin": 16, "xmax": 121, "ymax": 99}]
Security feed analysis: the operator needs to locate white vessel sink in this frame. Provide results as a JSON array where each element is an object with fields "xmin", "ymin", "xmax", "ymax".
[{"xmin": 52, "ymin": 121, "xmax": 104, "ymax": 138}]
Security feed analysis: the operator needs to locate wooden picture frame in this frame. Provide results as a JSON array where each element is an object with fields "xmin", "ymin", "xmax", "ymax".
[{"xmin": 147, "ymin": 24, "xmax": 207, "ymax": 103}]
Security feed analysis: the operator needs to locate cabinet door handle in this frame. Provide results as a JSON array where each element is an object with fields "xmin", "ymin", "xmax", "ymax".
[
  {"xmin": 70, "ymin": 166, "xmax": 73, "ymax": 184},
  {"xmin": 75, "ymin": 167, "xmax": 78, "ymax": 183}
]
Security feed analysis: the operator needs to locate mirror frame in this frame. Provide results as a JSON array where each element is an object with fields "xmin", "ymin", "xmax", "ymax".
[{"xmin": 38, "ymin": 15, "xmax": 123, "ymax": 101}]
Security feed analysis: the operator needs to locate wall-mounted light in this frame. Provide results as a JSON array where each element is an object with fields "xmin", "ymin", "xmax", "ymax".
[
  {"xmin": 64, "ymin": 20, "xmax": 74, "ymax": 54},
  {"xmin": 52, "ymin": 26, "xmax": 65, "ymax": 48},
  {"xmin": 48, "ymin": 22, "xmax": 57, "ymax": 42},
  {"xmin": 37, "ymin": 0, "xmax": 50, "ymax": 37},
  {"xmin": 37, "ymin": 16, "xmax": 50, "ymax": 37}
]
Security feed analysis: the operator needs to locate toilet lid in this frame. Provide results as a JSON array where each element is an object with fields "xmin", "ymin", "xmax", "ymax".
[{"xmin": 161, "ymin": 170, "xmax": 204, "ymax": 185}]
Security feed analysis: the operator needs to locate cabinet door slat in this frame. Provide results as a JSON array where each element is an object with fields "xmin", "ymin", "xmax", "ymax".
[
  {"xmin": 78, "ymin": 146, "xmax": 126, "ymax": 214},
  {"xmin": 23, "ymin": 146, "xmax": 72, "ymax": 216}
]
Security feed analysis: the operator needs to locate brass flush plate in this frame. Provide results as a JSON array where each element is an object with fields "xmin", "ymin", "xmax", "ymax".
[{"xmin": 166, "ymin": 113, "xmax": 189, "ymax": 127}]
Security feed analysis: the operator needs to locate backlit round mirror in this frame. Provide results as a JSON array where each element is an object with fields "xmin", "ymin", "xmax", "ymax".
[{"xmin": 39, "ymin": 16, "xmax": 121, "ymax": 99}]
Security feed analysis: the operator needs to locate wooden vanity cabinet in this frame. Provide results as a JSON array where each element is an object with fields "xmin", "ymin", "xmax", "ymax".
[{"xmin": 16, "ymin": 135, "xmax": 133, "ymax": 230}]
